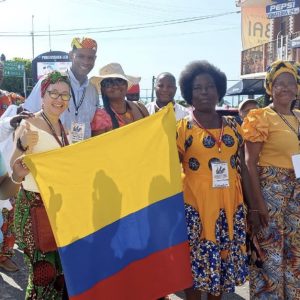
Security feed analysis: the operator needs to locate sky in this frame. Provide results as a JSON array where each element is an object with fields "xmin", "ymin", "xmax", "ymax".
[{"xmin": 0, "ymin": 0, "xmax": 242, "ymax": 102}]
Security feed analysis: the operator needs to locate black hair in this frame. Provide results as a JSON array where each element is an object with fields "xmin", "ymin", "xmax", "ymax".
[
  {"xmin": 155, "ymin": 72, "xmax": 176, "ymax": 85},
  {"xmin": 101, "ymin": 93, "xmax": 120, "ymax": 129},
  {"xmin": 179, "ymin": 60, "xmax": 227, "ymax": 105}
]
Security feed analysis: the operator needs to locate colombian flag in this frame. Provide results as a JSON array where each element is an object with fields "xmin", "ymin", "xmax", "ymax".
[{"xmin": 24, "ymin": 104, "xmax": 192, "ymax": 300}]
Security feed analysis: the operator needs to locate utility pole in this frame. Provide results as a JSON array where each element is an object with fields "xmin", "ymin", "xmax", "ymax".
[
  {"xmin": 151, "ymin": 75, "xmax": 155, "ymax": 102},
  {"xmin": 31, "ymin": 15, "xmax": 35, "ymax": 59},
  {"xmin": 48, "ymin": 22, "xmax": 52, "ymax": 51}
]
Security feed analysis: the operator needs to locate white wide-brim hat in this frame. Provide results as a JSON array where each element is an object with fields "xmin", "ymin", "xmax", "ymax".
[
  {"xmin": 90, "ymin": 62, "xmax": 141, "ymax": 93},
  {"xmin": 238, "ymin": 98, "xmax": 258, "ymax": 111}
]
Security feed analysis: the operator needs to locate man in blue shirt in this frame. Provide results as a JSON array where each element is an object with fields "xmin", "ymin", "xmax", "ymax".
[{"xmin": 24, "ymin": 37, "xmax": 99, "ymax": 142}]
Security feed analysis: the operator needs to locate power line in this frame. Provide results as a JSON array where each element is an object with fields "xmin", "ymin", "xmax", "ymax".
[
  {"xmin": 0, "ymin": 11, "xmax": 240, "ymax": 37},
  {"xmin": 0, "ymin": 15, "xmax": 217, "ymax": 34},
  {"xmin": 88, "ymin": 0, "xmax": 226, "ymax": 17},
  {"xmin": 97, "ymin": 26, "xmax": 239, "ymax": 42}
]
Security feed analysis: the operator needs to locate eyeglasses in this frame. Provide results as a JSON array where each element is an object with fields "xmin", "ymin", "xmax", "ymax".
[
  {"xmin": 47, "ymin": 90, "xmax": 71, "ymax": 101},
  {"xmin": 101, "ymin": 78, "xmax": 127, "ymax": 88}
]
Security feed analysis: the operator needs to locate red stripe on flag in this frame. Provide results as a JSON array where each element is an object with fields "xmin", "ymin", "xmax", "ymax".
[{"xmin": 71, "ymin": 241, "xmax": 193, "ymax": 300}]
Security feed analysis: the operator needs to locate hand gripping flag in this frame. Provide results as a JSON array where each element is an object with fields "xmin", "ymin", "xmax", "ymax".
[{"xmin": 24, "ymin": 104, "xmax": 192, "ymax": 300}]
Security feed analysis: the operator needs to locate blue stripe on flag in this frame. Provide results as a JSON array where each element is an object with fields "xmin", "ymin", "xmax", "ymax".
[{"xmin": 59, "ymin": 192, "xmax": 187, "ymax": 296}]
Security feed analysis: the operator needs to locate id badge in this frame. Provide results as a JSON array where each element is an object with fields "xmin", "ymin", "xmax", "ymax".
[
  {"xmin": 211, "ymin": 162, "xmax": 229, "ymax": 188},
  {"xmin": 71, "ymin": 122, "xmax": 85, "ymax": 143},
  {"xmin": 292, "ymin": 154, "xmax": 300, "ymax": 179}
]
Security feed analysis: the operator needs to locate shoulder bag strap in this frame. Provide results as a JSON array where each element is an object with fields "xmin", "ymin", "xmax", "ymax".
[{"xmin": 133, "ymin": 101, "xmax": 149, "ymax": 118}]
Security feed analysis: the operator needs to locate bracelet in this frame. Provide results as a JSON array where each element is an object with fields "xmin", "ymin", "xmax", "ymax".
[
  {"xmin": 10, "ymin": 174, "xmax": 23, "ymax": 185},
  {"xmin": 17, "ymin": 137, "xmax": 28, "ymax": 152}
]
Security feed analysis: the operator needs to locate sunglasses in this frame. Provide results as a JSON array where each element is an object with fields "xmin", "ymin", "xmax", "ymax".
[
  {"xmin": 101, "ymin": 78, "xmax": 127, "ymax": 88},
  {"xmin": 47, "ymin": 90, "xmax": 71, "ymax": 101}
]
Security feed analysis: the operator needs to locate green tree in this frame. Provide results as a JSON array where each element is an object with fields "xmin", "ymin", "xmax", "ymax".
[
  {"xmin": 1, "ymin": 57, "xmax": 32, "ymax": 96},
  {"xmin": 255, "ymin": 95, "xmax": 265, "ymax": 108},
  {"xmin": 177, "ymin": 99, "xmax": 189, "ymax": 107}
]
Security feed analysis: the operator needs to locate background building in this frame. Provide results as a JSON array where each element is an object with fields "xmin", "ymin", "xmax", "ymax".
[{"xmin": 236, "ymin": 0, "xmax": 300, "ymax": 78}]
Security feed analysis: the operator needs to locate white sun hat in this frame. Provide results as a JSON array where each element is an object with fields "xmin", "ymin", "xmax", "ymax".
[
  {"xmin": 238, "ymin": 98, "xmax": 258, "ymax": 112},
  {"xmin": 90, "ymin": 62, "xmax": 141, "ymax": 93}
]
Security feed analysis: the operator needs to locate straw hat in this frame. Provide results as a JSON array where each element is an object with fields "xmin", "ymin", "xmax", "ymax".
[{"xmin": 90, "ymin": 63, "xmax": 141, "ymax": 93}]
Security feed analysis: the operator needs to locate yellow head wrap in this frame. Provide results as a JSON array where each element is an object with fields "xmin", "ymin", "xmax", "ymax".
[
  {"xmin": 265, "ymin": 60, "xmax": 300, "ymax": 96},
  {"xmin": 71, "ymin": 37, "xmax": 97, "ymax": 51}
]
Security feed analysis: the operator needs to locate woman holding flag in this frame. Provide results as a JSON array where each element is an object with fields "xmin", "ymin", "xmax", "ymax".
[
  {"xmin": 176, "ymin": 61, "xmax": 253, "ymax": 300},
  {"xmin": 11, "ymin": 71, "xmax": 71, "ymax": 299},
  {"xmin": 90, "ymin": 62, "xmax": 148, "ymax": 135}
]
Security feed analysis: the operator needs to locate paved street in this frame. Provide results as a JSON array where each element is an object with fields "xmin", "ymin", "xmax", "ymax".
[
  {"xmin": 0, "ymin": 248, "xmax": 28, "ymax": 300},
  {"xmin": 0, "ymin": 248, "xmax": 249, "ymax": 300}
]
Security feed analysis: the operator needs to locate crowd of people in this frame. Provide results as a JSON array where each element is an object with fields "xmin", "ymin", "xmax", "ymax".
[{"xmin": 0, "ymin": 36, "xmax": 299, "ymax": 300}]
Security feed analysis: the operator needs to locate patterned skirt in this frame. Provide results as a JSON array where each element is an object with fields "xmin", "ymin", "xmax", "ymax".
[
  {"xmin": 185, "ymin": 203, "xmax": 248, "ymax": 296},
  {"xmin": 250, "ymin": 166, "xmax": 300, "ymax": 300},
  {"xmin": 14, "ymin": 188, "xmax": 67, "ymax": 300},
  {"xmin": 0, "ymin": 198, "xmax": 15, "ymax": 260}
]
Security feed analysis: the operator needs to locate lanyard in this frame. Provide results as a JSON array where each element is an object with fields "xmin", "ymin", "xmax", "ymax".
[
  {"xmin": 272, "ymin": 108, "xmax": 300, "ymax": 142},
  {"xmin": 192, "ymin": 113, "xmax": 225, "ymax": 153},
  {"xmin": 70, "ymin": 86, "xmax": 86, "ymax": 117},
  {"xmin": 41, "ymin": 112, "xmax": 69, "ymax": 147}
]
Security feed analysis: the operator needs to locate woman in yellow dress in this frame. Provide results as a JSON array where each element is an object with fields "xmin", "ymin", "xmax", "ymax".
[
  {"xmin": 177, "ymin": 60, "xmax": 252, "ymax": 300},
  {"xmin": 243, "ymin": 60, "xmax": 300, "ymax": 299}
]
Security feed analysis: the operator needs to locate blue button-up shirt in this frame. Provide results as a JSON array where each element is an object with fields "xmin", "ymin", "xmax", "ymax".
[{"xmin": 23, "ymin": 69, "xmax": 99, "ymax": 139}]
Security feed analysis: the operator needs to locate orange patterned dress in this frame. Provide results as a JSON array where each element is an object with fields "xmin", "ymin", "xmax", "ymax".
[{"xmin": 176, "ymin": 117, "xmax": 248, "ymax": 296}]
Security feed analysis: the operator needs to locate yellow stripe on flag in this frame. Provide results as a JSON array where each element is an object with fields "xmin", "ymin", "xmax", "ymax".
[{"xmin": 23, "ymin": 104, "xmax": 182, "ymax": 247}]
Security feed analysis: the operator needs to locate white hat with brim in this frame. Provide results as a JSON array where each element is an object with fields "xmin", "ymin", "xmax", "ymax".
[
  {"xmin": 238, "ymin": 99, "xmax": 258, "ymax": 112},
  {"xmin": 90, "ymin": 62, "xmax": 141, "ymax": 93}
]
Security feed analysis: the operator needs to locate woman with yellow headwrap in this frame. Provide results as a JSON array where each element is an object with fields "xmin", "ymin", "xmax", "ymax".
[{"xmin": 242, "ymin": 60, "xmax": 300, "ymax": 299}]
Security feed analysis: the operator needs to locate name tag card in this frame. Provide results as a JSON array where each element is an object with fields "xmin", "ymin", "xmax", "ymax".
[
  {"xmin": 211, "ymin": 162, "xmax": 229, "ymax": 188},
  {"xmin": 71, "ymin": 122, "xmax": 85, "ymax": 143}
]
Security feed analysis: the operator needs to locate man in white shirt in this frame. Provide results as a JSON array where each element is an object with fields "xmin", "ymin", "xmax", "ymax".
[
  {"xmin": 146, "ymin": 72, "xmax": 189, "ymax": 121},
  {"xmin": 23, "ymin": 37, "xmax": 99, "ymax": 142}
]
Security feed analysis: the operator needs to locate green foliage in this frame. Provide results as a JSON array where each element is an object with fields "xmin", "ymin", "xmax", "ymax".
[
  {"xmin": 255, "ymin": 95, "xmax": 265, "ymax": 108},
  {"xmin": 1, "ymin": 57, "xmax": 32, "ymax": 96},
  {"xmin": 176, "ymin": 99, "xmax": 189, "ymax": 107}
]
